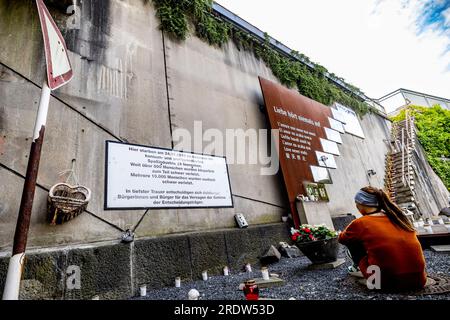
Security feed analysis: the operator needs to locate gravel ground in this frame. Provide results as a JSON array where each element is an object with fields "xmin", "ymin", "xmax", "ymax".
[{"xmin": 135, "ymin": 249, "xmax": 450, "ymax": 300}]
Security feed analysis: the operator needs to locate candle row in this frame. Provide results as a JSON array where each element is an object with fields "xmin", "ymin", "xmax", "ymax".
[
  {"xmin": 172, "ymin": 264, "xmax": 269, "ymax": 287},
  {"xmin": 139, "ymin": 264, "xmax": 271, "ymax": 297}
]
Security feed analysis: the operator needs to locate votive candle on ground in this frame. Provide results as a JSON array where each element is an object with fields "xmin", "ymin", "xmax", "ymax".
[
  {"xmin": 202, "ymin": 271, "xmax": 208, "ymax": 281},
  {"xmin": 175, "ymin": 277, "xmax": 181, "ymax": 288},
  {"xmin": 245, "ymin": 263, "xmax": 252, "ymax": 273},
  {"xmin": 139, "ymin": 285, "xmax": 147, "ymax": 297},
  {"xmin": 261, "ymin": 267, "xmax": 270, "ymax": 281},
  {"xmin": 188, "ymin": 289, "xmax": 200, "ymax": 300},
  {"xmin": 223, "ymin": 266, "xmax": 229, "ymax": 276}
]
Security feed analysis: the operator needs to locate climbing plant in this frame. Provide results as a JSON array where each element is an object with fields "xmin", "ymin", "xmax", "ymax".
[
  {"xmin": 152, "ymin": 0, "xmax": 371, "ymax": 115},
  {"xmin": 391, "ymin": 105, "xmax": 450, "ymax": 191}
]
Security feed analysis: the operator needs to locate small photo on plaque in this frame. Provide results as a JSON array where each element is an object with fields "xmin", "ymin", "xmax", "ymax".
[
  {"xmin": 315, "ymin": 151, "xmax": 337, "ymax": 169},
  {"xmin": 304, "ymin": 182, "xmax": 329, "ymax": 202}
]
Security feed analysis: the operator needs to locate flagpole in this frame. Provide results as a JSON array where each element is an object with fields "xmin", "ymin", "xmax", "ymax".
[{"xmin": 2, "ymin": 81, "xmax": 51, "ymax": 300}]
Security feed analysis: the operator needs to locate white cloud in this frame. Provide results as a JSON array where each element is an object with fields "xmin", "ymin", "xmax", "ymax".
[
  {"xmin": 443, "ymin": 7, "xmax": 450, "ymax": 27},
  {"xmin": 216, "ymin": 0, "xmax": 450, "ymax": 111}
]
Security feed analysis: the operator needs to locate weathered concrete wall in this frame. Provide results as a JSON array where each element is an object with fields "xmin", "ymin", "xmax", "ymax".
[
  {"xmin": 0, "ymin": 223, "xmax": 290, "ymax": 299},
  {"xmin": 0, "ymin": 0, "xmax": 447, "ymax": 299},
  {"xmin": 412, "ymin": 141, "xmax": 449, "ymax": 216},
  {"xmin": 0, "ymin": 0, "xmax": 287, "ymax": 252}
]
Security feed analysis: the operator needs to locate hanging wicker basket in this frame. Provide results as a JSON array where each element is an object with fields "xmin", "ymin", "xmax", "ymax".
[{"xmin": 47, "ymin": 183, "xmax": 91, "ymax": 225}]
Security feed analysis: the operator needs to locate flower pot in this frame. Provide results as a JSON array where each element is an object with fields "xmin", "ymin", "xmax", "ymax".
[{"xmin": 295, "ymin": 237, "xmax": 339, "ymax": 264}]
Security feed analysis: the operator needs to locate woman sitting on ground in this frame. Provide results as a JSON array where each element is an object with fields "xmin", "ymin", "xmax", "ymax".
[{"xmin": 339, "ymin": 186, "xmax": 427, "ymax": 292}]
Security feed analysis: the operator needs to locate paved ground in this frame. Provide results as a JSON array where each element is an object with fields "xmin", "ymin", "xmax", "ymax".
[{"xmin": 135, "ymin": 249, "xmax": 450, "ymax": 300}]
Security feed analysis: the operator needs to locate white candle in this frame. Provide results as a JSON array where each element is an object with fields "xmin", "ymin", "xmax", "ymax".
[
  {"xmin": 139, "ymin": 285, "xmax": 147, "ymax": 297},
  {"xmin": 175, "ymin": 277, "xmax": 181, "ymax": 288},
  {"xmin": 261, "ymin": 267, "xmax": 270, "ymax": 281},
  {"xmin": 245, "ymin": 263, "xmax": 252, "ymax": 273},
  {"xmin": 202, "ymin": 271, "xmax": 208, "ymax": 281},
  {"xmin": 223, "ymin": 266, "xmax": 229, "ymax": 276},
  {"xmin": 188, "ymin": 289, "xmax": 200, "ymax": 300},
  {"xmin": 438, "ymin": 218, "xmax": 444, "ymax": 225},
  {"xmin": 282, "ymin": 216, "xmax": 288, "ymax": 222}
]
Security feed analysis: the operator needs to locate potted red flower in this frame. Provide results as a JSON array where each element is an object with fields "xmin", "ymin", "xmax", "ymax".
[{"xmin": 290, "ymin": 225, "xmax": 339, "ymax": 264}]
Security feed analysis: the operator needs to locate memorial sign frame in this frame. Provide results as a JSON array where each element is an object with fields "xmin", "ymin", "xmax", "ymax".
[{"xmin": 104, "ymin": 140, "xmax": 234, "ymax": 211}]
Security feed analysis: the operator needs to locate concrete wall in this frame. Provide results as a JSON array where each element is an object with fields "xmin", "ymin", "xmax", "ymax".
[
  {"xmin": 0, "ymin": 0, "xmax": 396, "ymax": 248},
  {"xmin": 324, "ymin": 112, "xmax": 392, "ymax": 217},
  {"xmin": 0, "ymin": 223, "xmax": 290, "ymax": 299},
  {"xmin": 0, "ymin": 0, "xmax": 287, "ymax": 253},
  {"xmin": 412, "ymin": 141, "xmax": 449, "ymax": 216},
  {"xmin": 0, "ymin": 0, "xmax": 446, "ymax": 299}
]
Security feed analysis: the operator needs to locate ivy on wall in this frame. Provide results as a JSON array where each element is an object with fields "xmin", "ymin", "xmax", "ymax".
[
  {"xmin": 152, "ymin": 0, "xmax": 371, "ymax": 115},
  {"xmin": 391, "ymin": 105, "xmax": 450, "ymax": 191}
]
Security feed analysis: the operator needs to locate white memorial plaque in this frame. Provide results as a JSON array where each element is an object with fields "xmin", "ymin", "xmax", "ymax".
[
  {"xmin": 105, "ymin": 141, "xmax": 233, "ymax": 209},
  {"xmin": 334, "ymin": 103, "xmax": 365, "ymax": 139},
  {"xmin": 310, "ymin": 166, "xmax": 332, "ymax": 184},
  {"xmin": 315, "ymin": 151, "xmax": 337, "ymax": 169},
  {"xmin": 320, "ymin": 138, "xmax": 340, "ymax": 156},
  {"xmin": 328, "ymin": 117, "xmax": 345, "ymax": 133},
  {"xmin": 324, "ymin": 127, "xmax": 342, "ymax": 144},
  {"xmin": 331, "ymin": 107, "xmax": 347, "ymax": 124}
]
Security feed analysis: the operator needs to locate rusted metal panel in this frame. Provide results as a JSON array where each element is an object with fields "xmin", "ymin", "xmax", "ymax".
[{"xmin": 259, "ymin": 77, "xmax": 334, "ymax": 226}]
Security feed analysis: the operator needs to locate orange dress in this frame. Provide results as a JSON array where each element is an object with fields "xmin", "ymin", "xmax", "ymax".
[{"xmin": 339, "ymin": 215, "xmax": 427, "ymax": 291}]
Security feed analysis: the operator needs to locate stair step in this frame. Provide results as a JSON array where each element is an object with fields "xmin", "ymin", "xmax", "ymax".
[
  {"xmin": 392, "ymin": 181, "xmax": 415, "ymax": 189},
  {"xmin": 391, "ymin": 156, "xmax": 413, "ymax": 163},
  {"xmin": 398, "ymin": 202, "xmax": 416, "ymax": 209},
  {"xmin": 395, "ymin": 196, "xmax": 415, "ymax": 203},
  {"xmin": 390, "ymin": 151, "xmax": 413, "ymax": 157},
  {"xmin": 391, "ymin": 173, "xmax": 414, "ymax": 180},
  {"xmin": 391, "ymin": 152, "xmax": 413, "ymax": 159},
  {"xmin": 393, "ymin": 191, "xmax": 414, "ymax": 198},
  {"xmin": 391, "ymin": 170, "xmax": 414, "ymax": 175},
  {"xmin": 391, "ymin": 166, "xmax": 414, "ymax": 172},
  {"xmin": 393, "ymin": 185, "xmax": 415, "ymax": 192}
]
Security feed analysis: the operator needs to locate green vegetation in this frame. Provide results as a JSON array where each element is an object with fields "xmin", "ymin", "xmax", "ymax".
[
  {"xmin": 151, "ymin": 0, "xmax": 371, "ymax": 115},
  {"xmin": 391, "ymin": 105, "xmax": 450, "ymax": 191}
]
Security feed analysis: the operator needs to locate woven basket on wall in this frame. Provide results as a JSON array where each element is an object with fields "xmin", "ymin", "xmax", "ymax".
[{"xmin": 47, "ymin": 183, "xmax": 91, "ymax": 225}]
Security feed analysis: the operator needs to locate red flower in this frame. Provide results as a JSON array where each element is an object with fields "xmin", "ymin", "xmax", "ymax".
[
  {"xmin": 291, "ymin": 234, "xmax": 298, "ymax": 241},
  {"xmin": 304, "ymin": 228, "xmax": 311, "ymax": 233},
  {"xmin": 309, "ymin": 234, "xmax": 315, "ymax": 240}
]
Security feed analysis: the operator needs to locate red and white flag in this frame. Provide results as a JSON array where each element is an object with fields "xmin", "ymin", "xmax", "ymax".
[{"xmin": 36, "ymin": 0, "xmax": 73, "ymax": 90}]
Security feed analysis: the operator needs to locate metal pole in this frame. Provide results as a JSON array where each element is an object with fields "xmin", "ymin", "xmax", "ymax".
[
  {"xmin": 2, "ymin": 81, "xmax": 51, "ymax": 300},
  {"xmin": 401, "ymin": 128, "xmax": 405, "ymax": 186}
]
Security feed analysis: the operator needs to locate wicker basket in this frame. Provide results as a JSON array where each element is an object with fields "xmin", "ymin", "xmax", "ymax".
[{"xmin": 47, "ymin": 183, "xmax": 91, "ymax": 225}]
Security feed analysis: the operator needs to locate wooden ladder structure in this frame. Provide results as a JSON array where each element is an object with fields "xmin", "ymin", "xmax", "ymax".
[{"xmin": 384, "ymin": 111, "xmax": 419, "ymax": 219}]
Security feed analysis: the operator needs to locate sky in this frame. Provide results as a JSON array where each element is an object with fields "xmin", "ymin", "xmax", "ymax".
[{"xmin": 215, "ymin": 0, "xmax": 450, "ymax": 112}]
